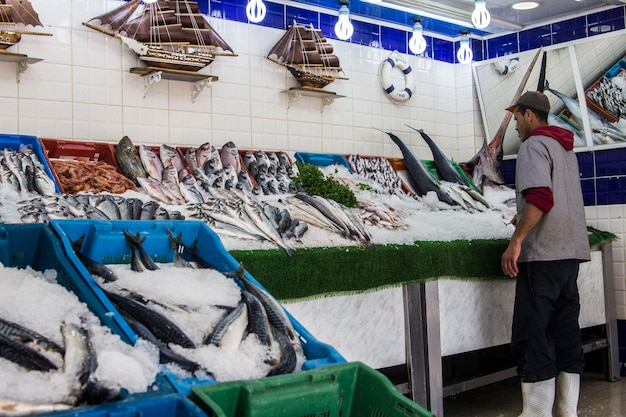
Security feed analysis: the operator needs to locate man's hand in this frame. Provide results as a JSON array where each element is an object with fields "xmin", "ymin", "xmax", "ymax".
[{"xmin": 502, "ymin": 241, "xmax": 521, "ymax": 277}]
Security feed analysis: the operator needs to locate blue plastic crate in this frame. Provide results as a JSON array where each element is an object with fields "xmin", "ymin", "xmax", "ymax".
[
  {"xmin": 46, "ymin": 394, "xmax": 207, "ymax": 417},
  {"xmin": 0, "ymin": 223, "xmax": 175, "ymax": 409},
  {"xmin": 49, "ymin": 219, "xmax": 347, "ymax": 395},
  {"xmin": 294, "ymin": 152, "xmax": 353, "ymax": 172},
  {"xmin": 604, "ymin": 58, "xmax": 626, "ymax": 79},
  {"xmin": 0, "ymin": 133, "xmax": 61, "ymax": 193}
]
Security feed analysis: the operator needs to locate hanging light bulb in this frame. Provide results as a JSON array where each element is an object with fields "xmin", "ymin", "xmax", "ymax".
[
  {"xmin": 408, "ymin": 17, "xmax": 427, "ymax": 55},
  {"xmin": 457, "ymin": 30, "xmax": 473, "ymax": 64},
  {"xmin": 471, "ymin": 0, "xmax": 490, "ymax": 29},
  {"xmin": 246, "ymin": 0, "xmax": 266, "ymax": 23},
  {"xmin": 334, "ymin": 0, "xmax": 354, "ymax": 41}
]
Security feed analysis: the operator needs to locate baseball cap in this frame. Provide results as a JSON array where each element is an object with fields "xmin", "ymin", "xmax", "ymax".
[{"xmin": 505, "ymin": 91, "xmax": 550, "ymax": 113}]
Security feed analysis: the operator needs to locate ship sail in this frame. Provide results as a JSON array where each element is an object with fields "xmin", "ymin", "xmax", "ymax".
[
  {"xmin": 267, "ymin": 21, "xmax": 348, "ymax": 90},
  {"xmin": 83, "ymin": 0, "xmax": 237, "ymax": 73},
  {"xmin": 0, "ymin": 0, "xmax": 52, "ymax": 50}
]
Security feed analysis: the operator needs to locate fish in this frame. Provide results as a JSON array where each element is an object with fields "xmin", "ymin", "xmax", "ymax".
[
  {"xmin": 184, "ymin": 147, "xmax": 199, "ymax": 171},
  {"xmin": 195, "ymin": 143, "xmax": 213, "ymax": 172},
  {"xmin": 61, "ymin": 322, "xmax": 97, "ymax": 405},
  {"xmin": 460, "ymin": 47, "xmax": 543, "ymax": 189},
  {"xmin": 0, "ymin": 318, "xmax": 64, "ymax": 372},
  {"xmin": 227, "ymin": 263, "xmax": 301, "ymax": 355},
  {"xmin": 548, "ymin": 113, "xmax": 587, "ymax": 147},
  {"xmin": 139, "ymin": 200, "xmax": 160, "ymax": 220},
  {"xmin": 139, "ymin": 145, "xmax": 163, "ymax": 182},
  {"xmin": 242, "ymin": 201, "xmax": 297, "ymax": 257},
  {"xmin": 0, "ymin": 399, "xmax": 71, "ymax": 416},
  {"xmin": 241, "ymin": 291, "xmax": 272, "ymax": 347},
  {"xmin": 179, "ymin": 238, "xmax": 217, "ymax": 270},
  {"xmin": 165, "ymin": 228, "xmax": 194, "ymax": 268},
  {"xmin": 406, "ymin": 125, "xmax": 473, "ymax": 187},
  {"xmin": 123, "ymin": 314, "xmax": 201, "ymax": 374},
  {"xmin": 123, "ymin": 230, "xmax": 159, "ymax": 272},
  {"xmin": 159, "ymin": 144, "xmax": 186, "ymax": 174},
  {"xmin": 115, "ymin": 136, "xmax": 147, "ymax": 186},
  {"xmin": 545, "ymin": 80, "xmax": 626, "ymax": 143},
  {"xmin": 203, "ymin": 303, "xmax": 248, "ymax": 351},
  {"xmin": 179, "ymin": 174, "xmax": 204, "ymax": 204},
  {"xmin": 71, "ymin": 236, "xmax": 119, "ymax": 283},
  {"xmin": 103, "ymin": 290, "xmax": 196, "ymax": 349},
  {"xmin": 219, "ymin": 142, "xmax": 242, "ymax": 173},
  {"xmin": 33, "ymin": 167, "xmax": 57, "ymax": 196},
  {"xmin": 381, "ymin": 131, "xmax": 456, "ymax": 206},
  {"xmin": 265, "ymin": 324, "xmax": 297, "ymax": 376}
]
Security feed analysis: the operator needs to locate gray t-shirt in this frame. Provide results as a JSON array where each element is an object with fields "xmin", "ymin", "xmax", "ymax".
[{"xmin": 515, "ymin": 134, "xmax": 590, "ymax": 262}]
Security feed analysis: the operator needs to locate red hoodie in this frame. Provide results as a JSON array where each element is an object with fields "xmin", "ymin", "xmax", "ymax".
[{"xmin": 521, "ymin": 126, "xmax": 574, "ymax": 212}]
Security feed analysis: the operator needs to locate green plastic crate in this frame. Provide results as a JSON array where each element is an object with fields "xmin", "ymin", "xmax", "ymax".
[{"xmin": 189, "ymin": 362, "xmax": 433, "ymax": 417}]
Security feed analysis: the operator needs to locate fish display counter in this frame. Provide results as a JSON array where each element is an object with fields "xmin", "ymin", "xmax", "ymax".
[{"xmin": 229, "ymin": 235, "xmax": 619, "ymax": 416}]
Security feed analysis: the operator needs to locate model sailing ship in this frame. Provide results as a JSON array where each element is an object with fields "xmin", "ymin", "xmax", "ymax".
[
  {"xmin": 83, "ymin": 0, "xmax": 237, "ymax": 73},
  {"xmin": 0, "ymin": 0, "xmax": 51, "ymax": 52},
  {"xmin": 267, "ymin": 21, "xmax": 348, "ymax": 91}
]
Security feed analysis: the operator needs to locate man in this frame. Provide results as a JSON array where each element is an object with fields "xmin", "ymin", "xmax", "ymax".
[{"xmin": 501, "ymin": 91, "xmax": 590, "ymax": 417}]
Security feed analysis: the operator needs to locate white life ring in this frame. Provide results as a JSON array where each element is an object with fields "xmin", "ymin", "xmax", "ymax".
[
  {"xmin": 380, "ymin": 54, "xmax": 415, "ymax": 102},
  {"xmin": 491, "ymin": 57, "xmax": 520, "ymax": 75}
]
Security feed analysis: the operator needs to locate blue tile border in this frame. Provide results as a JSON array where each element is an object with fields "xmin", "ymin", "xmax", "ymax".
[{"xmin": 202, "ymin": 0, "xmax": 625, "ymax": 65}]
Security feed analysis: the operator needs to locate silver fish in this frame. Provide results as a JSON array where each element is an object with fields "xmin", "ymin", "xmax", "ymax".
[
  {"xmin": 159, "ymin": 144, "xmax": 186, "ymax": 173},
  {"xmin": 139, "ymin": 145, "xmax": 163, "ymax": 182},
  {"xmin": 219, "ymin": 142, "xmax": 241, "ymax": 173},
  {"xmin": 545, "ymin": 80, "xmax": 626, "ymax": 142},
  {"xmin": 61, "ymin": 322, "xmax": 96, "ymax": 405},
  {"xmin": 203, "ymin": 303, "xmax": 248, "ymax": 351},
  {"xmin": 0, "ymin": 399, "xmax": 71, "ymax": 416}
]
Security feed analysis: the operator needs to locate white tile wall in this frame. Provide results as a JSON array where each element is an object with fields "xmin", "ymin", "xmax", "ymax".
[{"xmin": 3, "ymin": 0, "xmax": 625, "ymax": 320}]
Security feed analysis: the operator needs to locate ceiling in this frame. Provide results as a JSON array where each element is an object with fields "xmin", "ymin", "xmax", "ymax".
[{"xmin": 360, "ymin": 0, "xmax": 626, "ymax": 37}]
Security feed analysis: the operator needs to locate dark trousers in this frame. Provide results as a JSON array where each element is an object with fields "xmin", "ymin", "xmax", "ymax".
[{"xmin": 511, "ymin": 260, "xmax": 585, "ymax": 383}]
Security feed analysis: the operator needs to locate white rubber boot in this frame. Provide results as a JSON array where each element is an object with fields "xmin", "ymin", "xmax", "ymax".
[
  {"xmin": 518, "ymin": 377, "xmax": 555, "ymax": 417},
  {"xmin": 554, "ymin": 372, "xmax": 580, "ymax": 417}
]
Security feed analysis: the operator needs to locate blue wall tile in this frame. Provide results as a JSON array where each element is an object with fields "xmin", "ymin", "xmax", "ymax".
[
  {"xmin": 262, "ymin": 1, "xmax": 286, "ymax": 29},
  {"xmin": 212, "ymin": 0, "xmax": 248, "ymax": 23},
  {"xmin": 381, "ymin": 26, "xmax": 407, "ymax": 54},
  {"xmin": 320, "ymin": 13, "xmax": 339, "ymax": 41},
  {"xmin": 577, "ymin": 152, "xmax": 595, "ymax": 179},
  {"xmin": 580, "ymin": 179, "xmax": 596, "ymax": 206},
  {"xmin": 588, "ymin": 7, "xmax": 626, "ymax": 36},
  {"xmin": 595, "ymin": 148, "xmax": 626, "ymax": 177},
  {"xmin": 595, "ymin": 177, "xmax": 626, "ymax": 205},
  {"xmin": 518, "ymin": 25, "xmax": 552, "ymax": 52},
  {"xmin": 286, "ymin": 5, "xmax": 319, "ymax": 27},
  {"xmin": 552, "ymin": 17, "xmax": 587, "ymax": 44},
  {"xmin": 486, "ymin": 33, "xmax": 518, "ymax": 59},
  {"xmin": 351, "ymin": 20, "xmax": 381, "ymax": 47},
  {"xmin": 501, "ymin": 160, "xmax": 516, "ymax": 187},
  {"xmin": 433, "ymin": 38, "xmax": 454, "ymax": 63}
]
